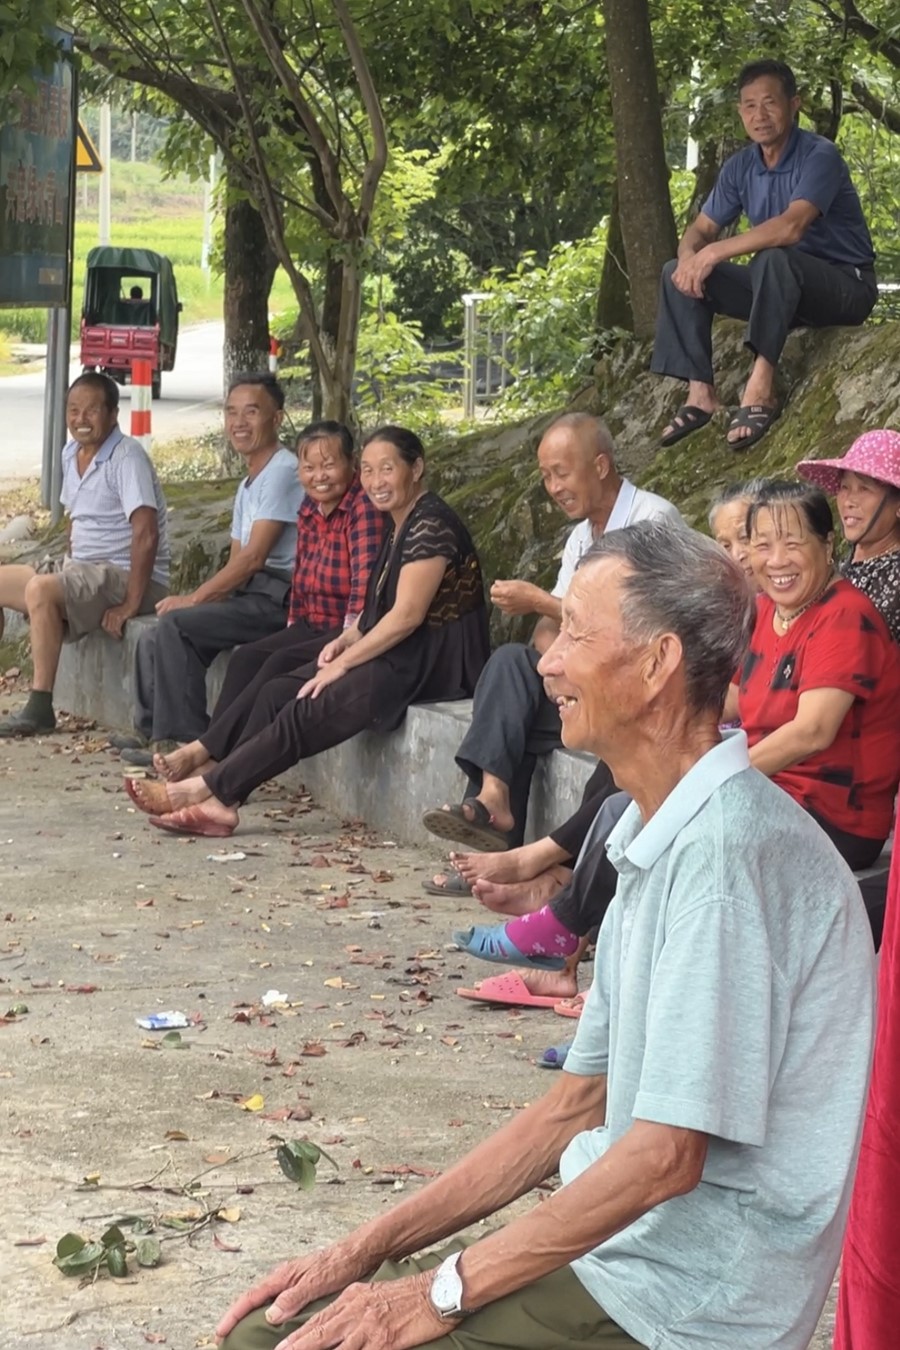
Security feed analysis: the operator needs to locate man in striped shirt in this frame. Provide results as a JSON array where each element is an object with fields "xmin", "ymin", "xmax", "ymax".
[{"xmin": 0, "ymin": 372, "xmax": 169, "ymax": 737}]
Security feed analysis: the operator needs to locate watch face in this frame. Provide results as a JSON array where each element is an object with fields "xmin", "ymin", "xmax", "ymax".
[{"xmin": 431, "ymin": 1254, "xmax": 463, "ymax": 1315}]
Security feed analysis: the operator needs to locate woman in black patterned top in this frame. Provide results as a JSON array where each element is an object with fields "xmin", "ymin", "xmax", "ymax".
[
  {"xmin": 127, "ymin": 426, "xmax": 490, "ymax": 837},
  {"xmin": 797, "ymin": 429, "xmax": 900, "ymax": 642}
]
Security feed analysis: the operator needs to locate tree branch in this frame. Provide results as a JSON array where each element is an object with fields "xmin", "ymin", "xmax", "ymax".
[
  {"xmin": 850, "ymin": 77, "xmax": 900, "ymax": 133},
  {"xmin": 238, "ymin": 0, "xmax": 347, "ymax": 223},
  {"xmin": 331, "ymin": 0, "xmax": 388, "ymax": 228},
  {"xmin": 200, "ymin": 0, "xmax": 332, "ymax": 384}
]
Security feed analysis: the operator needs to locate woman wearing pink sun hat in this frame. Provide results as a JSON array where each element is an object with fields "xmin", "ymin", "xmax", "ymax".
[
  {"xmin": 819, "ymin": 436, "xmax": 900, "ymax": 1349},
  {"xmin": 797, "ymin": 428, "xmax": 900, "ymax": 641}
]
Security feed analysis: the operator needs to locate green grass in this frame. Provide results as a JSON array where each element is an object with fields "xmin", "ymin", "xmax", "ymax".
[{"xmin": 1, "ymin": 158, "xmax": 296, "ymax": 342}]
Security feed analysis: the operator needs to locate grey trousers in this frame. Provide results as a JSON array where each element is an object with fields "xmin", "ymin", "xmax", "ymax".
[
  {"xmin": 650, "ymin": 245, "xmax": 878, "ymax": 385},
  {"xmin": 455, "ymin": 643, "xmax": 564, "ymax": 848},
  {"xmin": 133, "ymin": 573, "xmax": 290, "ymax": 743},
  {"xmin": 219, "ymin": 1239, "xmax": 641, "ymax": 1350}
]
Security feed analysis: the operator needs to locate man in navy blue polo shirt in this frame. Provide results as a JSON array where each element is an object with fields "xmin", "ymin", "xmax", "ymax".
[{"xmin": 651, "ymin": 59, "xmax": 877, "ymax": 452}]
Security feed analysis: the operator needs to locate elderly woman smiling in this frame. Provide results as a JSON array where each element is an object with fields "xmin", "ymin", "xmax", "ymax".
[{"xmin": 723, "ymin": 479, "xmax": 900, "ymax": 870}]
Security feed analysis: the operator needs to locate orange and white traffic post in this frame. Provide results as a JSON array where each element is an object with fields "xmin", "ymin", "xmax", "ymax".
[{"xmin": 131, "ymin": 361, "xmax": 153, "ymax": 451}]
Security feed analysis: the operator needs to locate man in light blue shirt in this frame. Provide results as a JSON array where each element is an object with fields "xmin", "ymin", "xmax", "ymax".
[
  {"xmin": 652, "ymin": 58, "xmax": 877, "ymax": 453},
  {"xmin": 121, "ymin": 374, "xmax": 304, "ymax": 759},
  {"xmin": 214, "ymin": 520, "xmax": 875, "ymax": 1350}
]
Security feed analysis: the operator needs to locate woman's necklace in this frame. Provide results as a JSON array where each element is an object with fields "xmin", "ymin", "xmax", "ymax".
[{"xmin": 774, "ymin": 573, "xmax": 835, "ymax": 633}]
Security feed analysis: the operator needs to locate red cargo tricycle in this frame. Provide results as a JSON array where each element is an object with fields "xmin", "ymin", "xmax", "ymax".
[{"xmin": 79, "ymin": 245, "xmax": 181, "ymax": 400}]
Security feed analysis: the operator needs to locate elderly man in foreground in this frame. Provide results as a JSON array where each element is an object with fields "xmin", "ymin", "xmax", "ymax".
[{"xmin": 216, "ymin": 521, "xmax": 875, "ymax": 1350}]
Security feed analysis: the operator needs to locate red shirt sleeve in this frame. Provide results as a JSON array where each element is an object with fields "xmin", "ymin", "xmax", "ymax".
[{"xmin": 344, "ymin": 493, "xmax": 385, "ymax": 626}]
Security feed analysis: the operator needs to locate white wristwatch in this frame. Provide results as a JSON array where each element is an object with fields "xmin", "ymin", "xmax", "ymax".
[{"xmin": 429, "ymin": 1250, "xmax": 468, "ymax": 1319}]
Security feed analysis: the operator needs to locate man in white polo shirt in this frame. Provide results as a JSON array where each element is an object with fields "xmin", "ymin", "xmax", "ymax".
[
  {"xmin": 421, "ymin": 411, "xmax": 682, "ymax": 852},
  {"xmin": 215, "ymin": 520, "xmax": 875, "ymax": 1350},
  {"xmin": 0, "ymin": 372, "xmax": 169, "ymax": 737}
]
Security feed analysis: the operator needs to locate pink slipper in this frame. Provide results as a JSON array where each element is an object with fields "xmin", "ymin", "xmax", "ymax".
[
  {"xmin": 553, "ymin": 992, "xmax": 586, "ymax": 1019},
  {"xmin": 456, "ymin": 971, "xmax": 563, "ymax": 1009},
  {"xmin": 149, "ymin": 806, "xmax": 235, "ymax": 838}
]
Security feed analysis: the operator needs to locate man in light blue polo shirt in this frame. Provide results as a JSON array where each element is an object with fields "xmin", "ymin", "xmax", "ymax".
[
  {"xmin": 0, "ymin": 372, "xmax": 169, "ymax": 737},
  {"xmin": 213, "ymin": 520, "xmax": 875, "ymax": 1350},
  {"xmin": 120, "ymin": 373, "xmax": 304, "ymax": 761},
  {"xmin": 652, "ymin": 58, "xmax": 877, "ymax": 453}
]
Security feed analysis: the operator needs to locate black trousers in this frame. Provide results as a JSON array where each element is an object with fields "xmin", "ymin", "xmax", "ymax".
[
  {"xmin": 650, "ymin": 246, "xmax": 878, "ymax": 385},
  {"xmin": 455, "ymin": 643, "xmax": 564, "ymax": 847},
  {"xmin": 133, "ymin": 574, "xmax": 291, "ymax": 743},
  {"xmin": 550, "ymin": 760, "xmax": 616, "ymax": 858},
  {"xmin": 201, "ymin": 621, "xmax": 338, "ymax": 762},
  {"xmin": 203, "ymin": 658, "xmax": 382, "ymax": 807},
  {"xmin": 551, "ymin": 792, "xmax": 631, "ymax": 937}
]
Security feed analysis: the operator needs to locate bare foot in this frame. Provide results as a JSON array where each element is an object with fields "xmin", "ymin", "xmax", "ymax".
[
  {"xmin": 155, "ymin": 740, "xmax": 210, "ymax": 781},
  {"xmin": 452, "ymin": 849, "xmax": 526, "ymax": 885},
  {"xmin": 473, "ymin": 865, "xmax": 570, "ymax": 916},
  {"xmin": 125, "ymin": 773, "xmax": 211, "ymax": 814},
  {"xmin": 513, "ymin": 967, "xmax": 579, "ymax": 1001}
]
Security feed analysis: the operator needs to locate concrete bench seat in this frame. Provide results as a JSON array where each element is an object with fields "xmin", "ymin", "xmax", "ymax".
[{"xmin": 54, "ymin": 617, "xmax": 596, "ymax": 843}]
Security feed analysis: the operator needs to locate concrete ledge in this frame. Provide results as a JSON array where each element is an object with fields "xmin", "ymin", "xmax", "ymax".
[
  {"xmin": 55, "ymin": 620, "xmax": 595, "ymax": 844},
  {"xmin": 55, "ymin": 616, "xmax": 230, "ymax": 734}
]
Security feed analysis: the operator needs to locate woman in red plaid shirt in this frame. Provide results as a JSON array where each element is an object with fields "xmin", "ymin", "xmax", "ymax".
[{"xmin": 153, "ymin": 421, "xmax": 383, "ymax": 781}]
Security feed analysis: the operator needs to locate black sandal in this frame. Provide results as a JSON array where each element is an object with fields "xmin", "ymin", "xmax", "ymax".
[
  {"xmin": 421, "ymin": 800, "xmax": 511, "ymax": 852},
  {"xmin": 660, "ymin": 404, "xmax": 714, "ymax": 447},
  {"xmin": 726, "ymin": 404, "xmax": 781, "ymax": 452}
]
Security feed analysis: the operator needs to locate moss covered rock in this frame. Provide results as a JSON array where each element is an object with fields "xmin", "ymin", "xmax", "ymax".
[{"xmin": 426, "ymin": 318, "xmax": 900, "ymax": 628}]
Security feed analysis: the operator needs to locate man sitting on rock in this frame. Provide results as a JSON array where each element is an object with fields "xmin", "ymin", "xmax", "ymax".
[
  {"xmin": 421, "ymin": 412, "xmax": 681, "ymax": 852},
  {"xmin": 215, "ymin": 521, "xmax": 875, "ymax": 1350},
  {"xmin": 0, "ymin": 372, "xmax": 169, "ymax": 737},
  {"xmin": 652, "ymin": 58, "xmax": 877, "ymax": 453},
  {"xmin": 115, "ymin": 373, "xmax": 304, "ymax": 765}
]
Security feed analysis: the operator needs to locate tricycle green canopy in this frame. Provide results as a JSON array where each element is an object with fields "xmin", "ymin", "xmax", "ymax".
[{"xmin": 82, "ymin": 246, "xmax": 179, "ymax": 349}]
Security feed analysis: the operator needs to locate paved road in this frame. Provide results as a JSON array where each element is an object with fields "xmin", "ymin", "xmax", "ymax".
[{"xmin": 0, "ymin": 321, "xmax": 225, "ymax": 482}]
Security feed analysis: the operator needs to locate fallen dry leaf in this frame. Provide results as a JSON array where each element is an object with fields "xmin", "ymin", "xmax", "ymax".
[
  {"xmin": 213, "ymin": 1231, "xmax": 242, "ymax": 1253},
  {"xmin": 142, "ymin": 1334, "xmax": 167, "ymax": 1344},
  {"xmin": 164, "ymin": 1129, "xmax": 190, "ymax": 1142},
  {"xmin": 13, "ymin": 1235, "xmax": 47, "ymax": 1246},
  {"xmin": 301, "ymin": 1041, "xmax": 327, "ymax": 1057},
  {"xmin": 204, "ymin": 1151, "xmax": 232, "ymax": 1165},
  {"xmin": 217, "ymin": 1206, "xmax": 241, "ymax": 1223}
]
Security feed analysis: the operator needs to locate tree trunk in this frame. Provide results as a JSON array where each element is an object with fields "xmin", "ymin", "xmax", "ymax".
[
  {"xmin": 221, "ymin": 192, "xmax": 277, "ymax": 469},
  {"xmin": 596, "ymin": 182, "xmax": 634, "ymax": 332},
  {"xmin": 602, "ymin": 0, "xmax": 677, "ymax": 338},
  {"xmin": 310, "ymin": 252, "xmax": 345, "ymax": 420}
]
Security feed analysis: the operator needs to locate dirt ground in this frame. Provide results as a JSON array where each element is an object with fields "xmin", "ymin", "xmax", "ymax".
[{"xmin": 1, "ymin": 726, "xmax": 835, "ymax": 1350}]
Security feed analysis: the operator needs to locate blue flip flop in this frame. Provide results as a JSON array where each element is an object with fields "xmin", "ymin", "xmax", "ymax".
[
  {"xmin": 452, "ymin": 924, "xmax": 566, "ymax": 971},
  {"xmin": 538, "ymin": 1043, "xmax": 572, "ymax": 1070}
]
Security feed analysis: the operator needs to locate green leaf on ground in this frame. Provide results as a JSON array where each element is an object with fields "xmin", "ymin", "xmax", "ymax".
[{"xmin": 135, "ymin": 1236, "xmax": 162, "ymax": 1267}]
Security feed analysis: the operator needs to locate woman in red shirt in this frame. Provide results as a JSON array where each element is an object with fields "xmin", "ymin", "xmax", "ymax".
[{"xmin": 723, "ymin": 479, "xmax": 900, "ymax": 869}]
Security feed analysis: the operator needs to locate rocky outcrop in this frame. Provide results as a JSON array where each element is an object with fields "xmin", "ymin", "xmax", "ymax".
[{"xmin": 425, "ymin": 319, "xmax": 900, "ymax": 640}]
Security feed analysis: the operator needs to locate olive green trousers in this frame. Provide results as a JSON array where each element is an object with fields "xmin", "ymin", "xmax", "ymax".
[{"xmin": 219, "ymin": 1239, "xmax": 641, "ymax": 1350}]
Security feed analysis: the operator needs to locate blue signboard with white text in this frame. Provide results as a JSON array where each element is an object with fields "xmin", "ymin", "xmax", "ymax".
[{"xmin": 0, "ymin": 30, "xmax": 76, "ymax": 307}]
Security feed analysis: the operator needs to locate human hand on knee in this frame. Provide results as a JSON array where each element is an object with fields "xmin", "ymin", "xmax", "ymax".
[
  {"xmin": 216, "ymin": 1243, "xmax": 377, "ymax": 1343},
  {"xmin": 273, "ymin": 1272, "xmax": 451, "ymax": 1350}
]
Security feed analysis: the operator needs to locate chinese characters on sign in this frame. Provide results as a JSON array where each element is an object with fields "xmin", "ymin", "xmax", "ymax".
[{"xmin": 0, "ymin": 33, "xmax": 76, "ymax": 307}]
